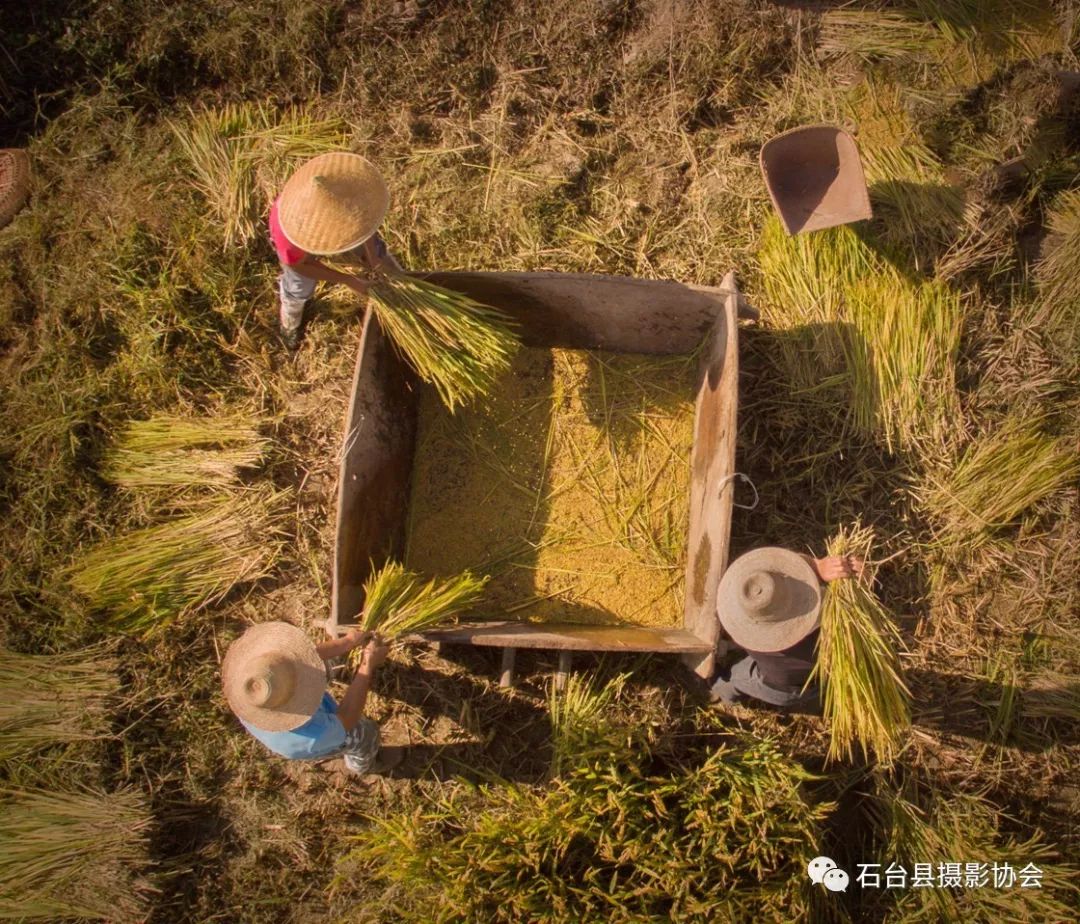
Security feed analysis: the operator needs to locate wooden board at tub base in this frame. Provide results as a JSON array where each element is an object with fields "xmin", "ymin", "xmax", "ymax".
[{"xmin": 421, "ymin": 621, "xmax": 713, "ymax": 654}]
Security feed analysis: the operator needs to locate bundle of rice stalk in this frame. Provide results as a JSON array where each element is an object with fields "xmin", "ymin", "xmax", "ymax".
[
  {"xmin": 809, "ymin": 524, "xmax": 911, "ymax": 764},
  {"xmin": 0, "ymin": 786, "xmax": 154, "ymax": 922},
  {"xmin": 356, "ymin": 561, "xmax": 487, "ymax": 641},
  {"xmin": 68, "ymin": 487, "xmax": 289, "ymax": 633},
  {"xmin": 171, "ymin": 102, "xmax": 347, "ymax": 248},
  {"xmin": 845, "ymin": 270, "xmax": 963, "ymax": 453},
  {"xmin": 1034, "ymin": 187, "xmax": 1080, "ymax": 360},
  {"xmin": 756, "ymin": 217, "xmax": 875, "ymax": 389},
  {"xmin": 0, "ymin": 646, "xmax": 120, "ymax": 762},
  {"xmin": 818, "ymin": 10, "xmax": 940, "ymax": 62},
  {"xmin": 1021, "ymin": 670, "xmax": 1080, "ymax": 722},
  {"xmin": 101, "ymin": 414, "xmax": 268, "ymax": 488},
  {"xmin": 917, "ymin": 414, "xmax": 1079, "ymax": 543},
  {"xmin": 367, "ymin": 273, "xmax": 520, "ymax": 412}
]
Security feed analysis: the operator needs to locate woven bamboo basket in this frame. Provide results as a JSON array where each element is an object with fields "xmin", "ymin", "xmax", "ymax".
[{"xmin": 0, "ymin": 148, "xmax": 31, "ymax": 229}]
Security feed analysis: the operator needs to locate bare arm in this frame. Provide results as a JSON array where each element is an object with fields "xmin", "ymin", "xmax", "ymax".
[
  {"xmin": 315, "ymin": 628, "xmax": 370, "ymax": 661},
  {"xmin": 287, "ymin": 257, "xmax": 371, "ymax": 293},
  {"xmin": 335, "ymin": 637, "xmax": 389, "ymax": 732},
  {"xmin": 361, "ymin": 237, "xmax": 402, "ymax": 272}
]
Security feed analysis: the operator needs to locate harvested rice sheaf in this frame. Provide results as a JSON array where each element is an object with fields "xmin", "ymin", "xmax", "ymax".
[
  {"xmin": 918, "ymin": 413, "xmax": 1080, "ymax": 543},
  {"xmin": 357, "ymin": 561, "xmax": 487, "ymax": 640},
  {"xmin": 368, "ymin": 274, "xmax": 521, "ymax": 412},
  {"xmin": 67, "ymin": 487, "xmax": 289, "ymax": 633},
  {"xmin": 810, "ymin": 524, "xmax": 911, "ymax": 764},
  {"xmin": 0, "ymin": 646, "xmax": 121, "ymax": 762},
  {"xmin": 756, "ymin": 215, "xmax": 964, "ymax": 451},
  {"xmin": 0, "ymin": 787, "xmax": 155, "ymax": 923},
  {"xmin": 101, "ymin": 414, "xmax": 268, "ymax": 488}
]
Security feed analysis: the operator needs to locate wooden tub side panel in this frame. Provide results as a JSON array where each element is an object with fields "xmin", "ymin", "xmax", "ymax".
[
  {"xmin": 331, "ymin": 309, "xmax": 419, "ymax": 631},
  {"xmin": 415, "ymin": 271, "xmax": 734, "ymax": 355},
  {"xmin": 682, "ymin": 270, "xmax": 741, "ymax": 678},
  {"xmin": 422, "ymin": 621, "xmax": 713, "ymax": 653}
]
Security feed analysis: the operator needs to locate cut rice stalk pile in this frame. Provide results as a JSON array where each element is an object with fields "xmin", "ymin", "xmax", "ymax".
[
  {"xmin": 845, "ymin": 271, "xmax": 963, "ymax": 453},
  {"xmin": 356, "ymin": 561, "xmax": 487, "ymax": 640},
  {"xmin": 818, "ymin": 10, "xmax": 940, "ymax": 63},
  {"xmin": 1034, "ymin": 186, "xmax": 1080, "ymax": 362},
  {"xmin": 352, "ymin": 729, "xmax": 831, "ymax": 922},
  {"xmin": 68, "ymin": 487, "xmax": 289, "ymax": 633},
  {"xmin": 0, "ymin": 645, "xmax": 121, "ymax": 762},
  {"xmin": 368, "ymin": 274, "xmax": 520, "ymax": 412},
  {"xmin": 810, "ymin": 524, "xmax": 911, "ymax": 764},
  {"xmin": 757, "ymin": 216, "xmax": 964, "ymax": 451},
  {"xmin": 101, "ymin": 414, "xmax": 268, "ymax": 488},
  {"xmin": 171, "ymin": 102, "xmax": 349, "ymax": 248},
  {"xmin": 0, "ymin": 787, "xmax": 155, "ymax": 923},
  {"xmin": 1022, "ymin": 671, "xmax": 1080, "ymax": 722},
  {"xmin": 869, "ymin": 777, "xmax": 1079, "ymax": 921},
  {"xmin": 917, "ymin": 413, "xmax": 1079, "ymax": 543}
]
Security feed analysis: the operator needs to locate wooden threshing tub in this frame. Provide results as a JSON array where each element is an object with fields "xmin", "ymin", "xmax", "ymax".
[{"xmin": 330, "ymin": 270, "xmax": 745, "ymax": 681}]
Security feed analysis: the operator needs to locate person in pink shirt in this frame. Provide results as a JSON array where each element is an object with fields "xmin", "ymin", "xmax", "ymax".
[{"xmin": 269, "ymin": 152, "xmax": 401, "ymax": 350}]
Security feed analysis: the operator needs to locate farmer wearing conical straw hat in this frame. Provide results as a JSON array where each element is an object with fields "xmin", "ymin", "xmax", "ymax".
[
  {"xmin": 710, "ymin": 548, "xmax": 861, "ymax": 711},
  {"xmin": 222, "ymin": 622, "xmax": 402, "ymax": 775},
  {"xmin": 269, "ymin": 152, "xmax": 402, "ymax": 351}
]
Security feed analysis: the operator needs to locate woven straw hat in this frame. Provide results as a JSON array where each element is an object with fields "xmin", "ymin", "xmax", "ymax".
[
  {"xmin": 276, "ymin": 152, "xmax": 390, "ymax": 255},
  {"xmin": 716, "ymin": 547, "xmax": 822, "ymax": 653},
  {"xmin": 221, "ymin": 621, "xmax": 327, "ymax": 732},
  {"xmin": 0, "ymin": 149, "xmax": 31, "ymax": 230}
]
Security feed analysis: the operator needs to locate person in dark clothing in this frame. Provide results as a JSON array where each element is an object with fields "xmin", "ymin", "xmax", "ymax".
[{"xmin": 709, "ymin": 547, "xmax": 861, "ymax": 711}]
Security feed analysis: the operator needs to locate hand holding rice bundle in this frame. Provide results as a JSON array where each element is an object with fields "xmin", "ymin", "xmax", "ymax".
[{"xmin": 346, "ymin": 561, "xmax": 488, "ymax": 672}]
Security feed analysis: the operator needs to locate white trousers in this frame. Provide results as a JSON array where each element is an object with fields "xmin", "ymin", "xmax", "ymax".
[{"xmin": 278, "ymin": 265, "xmax": 316, "ymax": 332}]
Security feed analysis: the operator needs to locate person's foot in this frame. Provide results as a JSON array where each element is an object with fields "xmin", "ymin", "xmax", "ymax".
[
  {"xmin": 371, "ymin": 745, "xmax": 404, "ymax": 775},
  {"xmin": 279, "ymin": 322, "xmax": 303, "ymax": 352}
]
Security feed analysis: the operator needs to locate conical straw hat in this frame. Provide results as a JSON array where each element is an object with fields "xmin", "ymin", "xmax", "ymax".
[
  {"xmin": 221, "ymin": 621, "xmax": 327, "ymax": 732},
  {"xmin": 276, "ymin": 152, "xmax": 390, "ymax": 255},
  {"xmin": 716, "ymin": 547, "xmax": 822, "ymax": 653},
  {"xmin": 0, "ymin": 149, "xmax": 31, "ymax": 230}
]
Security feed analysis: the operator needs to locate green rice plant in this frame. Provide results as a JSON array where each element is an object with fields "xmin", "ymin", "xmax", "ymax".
[
  {"xmin": 67, "ymin": 487, "xmax": 289, "ymax": 633},
  {"xmin": 917, "ymin": 414, "xmax": 1079, "ymax": 543},
  {"xmin": 868, "ymin": 777, "xmax": 1078, "ymax": 922},
  {"xmin": 357, "ymin": 561, "xmax": 488, "ymax": 639},
  {"xmin": 0, "ymin": 786, "xmax": 154, "ymax": 922},
  {"xmin": 345, "ymin": 732, "xmax": 832, "ymax": 922},
  {"xmin": 171, "ymin": 102, "xmax": 349, "ymax": 248},
  {"xmin": 368, "ymin": 274, "xmax": 521, "ymax": 412},
  {"xmin": 101, "ymin": 414, "xmax": 269, "ymax": 488},
  {"xmin": 547, "ymin": 671, "xmax": 627, "ymax": 775},
  {"xmin": 844, "ymin": 270, "xmax": 963, "ymax": 453},
  {"xmin": 810, "ymin": 524, "xmax": 911, "ymax": 764},
  {"xmin": 1034, "ymin": 187, "xmax": 1080, "ymax": 363},
  {"xmin": 818, "ymin": 10, "xmax": 940, "ymax": 62},
  {"xmin": 0, "ymin": 646, "xmax": 120, "ymax": 762}
]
